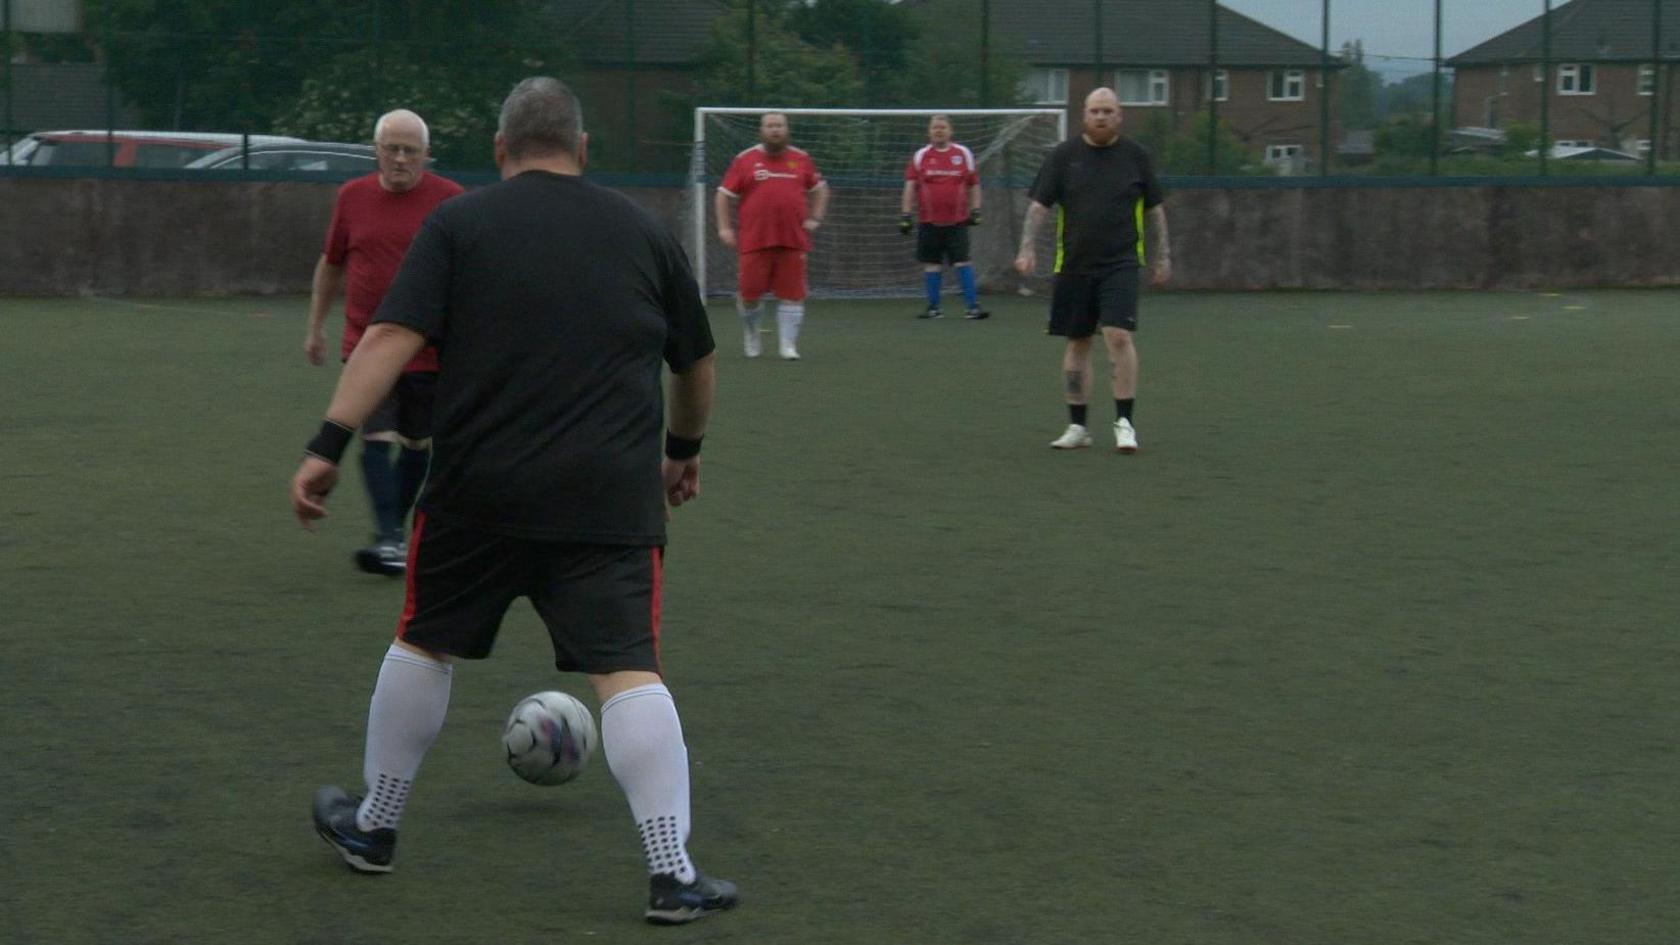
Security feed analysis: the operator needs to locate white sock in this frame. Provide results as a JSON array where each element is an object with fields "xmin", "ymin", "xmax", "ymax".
[
  {"xmin": 601, "ymin": 683, "xmax": 696, "ymax": 882},
  {"xmin": 737, "ymin": 297, "xmax": 763, "ymax": 331},
  {"xmin": 776, "ymin": 300, "xmax": 804, "ymax": 347},
  {"xmin": 356, "ymin": 643, "xmax": 453, "ymax": 832}
]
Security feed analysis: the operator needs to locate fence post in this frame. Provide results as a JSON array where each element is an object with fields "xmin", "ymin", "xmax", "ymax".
[
  {"xmin": 1649, "ymin": 0, "xmax": 1661, "ymax": 171},
  {"xmin": 1540, "ymin": 0, "xmax": 1551, "ymax": 176},
  {"xmin": 103, "ymin": 0, "xmax": 115, "ymax": 166},
  {"xmin": 1093, "ymin": 0, "xmax": 1103, "ymax": 85},
  {"xmin": 1320, "ymin": 0, "xmax": 1331, "ymax": 176},
  {"xmin": 2, "ymin": 0, "xmax": 12, "ymax": 164},
  {"xmin": 1207, "ymin": 0, "xmax": 1219, "ymax": 173},
  {"xmin": 626, "ymin": 0, "xmax": 637, "ymax": 172},
  {"xmin": 745, "ymin": 0, "xmax": 756, "ymax": 101},
  {"xmin": 1430, "ymin": 0, "xmax": 1441, "ymax": 176}
]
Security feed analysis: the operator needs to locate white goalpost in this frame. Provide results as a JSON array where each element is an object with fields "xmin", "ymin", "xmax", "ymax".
[{"xmin": 687, "ymin": 106, "xmax": 1068, "ymax": 300}]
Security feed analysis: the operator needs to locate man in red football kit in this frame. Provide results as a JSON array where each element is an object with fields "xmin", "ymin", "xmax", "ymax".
[
  {"xmin": 714, "ymin": 112, "xmax": 829, "ymax": 360},
  {"xmin": 900, "ymin": 114, "xmax": 986, "ymax": 320},
  {"xmin": 305, "ymin": 109, "xmax": 463, "ymax": 575}
]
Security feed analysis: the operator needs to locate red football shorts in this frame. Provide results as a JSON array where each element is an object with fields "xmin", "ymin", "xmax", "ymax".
[{"xmin": 738, "ymin": 248, "xmax": 807, "ymax": 302}]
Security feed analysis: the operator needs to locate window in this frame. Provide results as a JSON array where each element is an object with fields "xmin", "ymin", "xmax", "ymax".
[
  {"xmin": 1498, "ymin": 65, "xmax": 1509, "ymax": 94},
  {"xmin": 1640, "ymin": 64, "xmax": 1656, "ymax": 96},
  {"xmin": 1116, "ymin": 69, "xmax": 1169, "ymax": 106},
  {"xmin": 1269, "ymin": 69, "xmax": 1305, "ymax": 101},
  {"xmin": 1265, "ymin": 144, "xmax": 1303, "ymax": 163},
  {"xmin": 1555, "ymin": 139, "xmax": 1594, "ymax": 148},
  {"xmin": 1209, "ymin": 69, "xmax": 1228, "ymax": 102},
  {"xmin": 1021, "ymin": 68, "xmax": 1069, "ymax": 106},
  {"xmin": 1636, "ymin": 139, "xmax": 1652, "ymax": 154},
  {"xmin": 1534, "ymin": 64, "xmax": 1545, "ymax": 82},
  {"xmin": 1558, "ymin": 63, "xmax": 1595, "ymax": 95}
]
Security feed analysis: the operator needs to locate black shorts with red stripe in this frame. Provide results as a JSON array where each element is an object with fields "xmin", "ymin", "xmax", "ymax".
[{"xmin": 397, "ymin": 513, "xmax": 664, "ymax": 674}]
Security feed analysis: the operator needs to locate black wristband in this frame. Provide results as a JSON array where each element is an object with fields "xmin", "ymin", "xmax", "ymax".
[
  {"xmin": 304, "ymin": 419, "xmax": 355, "ymax": 464},
  {"xmin": 665, "ymin": 431, "xmax": 703, "ymax": 461}
]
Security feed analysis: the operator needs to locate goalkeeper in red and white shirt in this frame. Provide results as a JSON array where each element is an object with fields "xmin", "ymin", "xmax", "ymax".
[
  {"xmin": 900, "ymin": 114, "xmax": 985, "ymax": 320},
  {"xmin": 714, "ymin": 112, "xmax": 829, "ymax": 360}
]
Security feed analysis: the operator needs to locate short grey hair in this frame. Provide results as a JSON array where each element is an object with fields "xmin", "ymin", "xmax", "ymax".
[
  {"xmin": 498, "ymin": 77, "xmax": 584, "ymax": 159},
  {"xmin": 374, "ymin": 109, "xmax": 430, "ymax": 148}
]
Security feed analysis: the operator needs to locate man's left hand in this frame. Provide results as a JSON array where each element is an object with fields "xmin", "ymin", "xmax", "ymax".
[{"xmin": 802, "ymin": 218, "xmax": 822, "ymax": 232}]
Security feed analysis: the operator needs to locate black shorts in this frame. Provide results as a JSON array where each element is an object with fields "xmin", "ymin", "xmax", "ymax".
[
  {"xmin": 396, "ymin": 512, "xmax": 664, "ymax": 675},
  {"xmin": 1048, "ymin": 267, "xmax": 1141, "ymax": 338},
  {"xmin": 363, "ymin": 371, "xmax": 437, "ymax": 445},
  {"xmin": 916, "ymin": 223, "xmax": 971, "ymax": 265}
]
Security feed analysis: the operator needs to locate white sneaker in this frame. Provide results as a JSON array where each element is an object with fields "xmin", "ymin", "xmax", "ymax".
[
  {"xmin": 1114, "ymin": 418, "xmax": 1138, "ymax": 453},
  {"xmin": 1049, "ymin": 423, "xmax": 1091, "ymax": 449},
  {"xmin": 779, "ymin": 342, "xmax": 800, "ymax": 361},
  {"xmin": 742, "ymin": 324, "xmax": 762, "ymax": 358}
]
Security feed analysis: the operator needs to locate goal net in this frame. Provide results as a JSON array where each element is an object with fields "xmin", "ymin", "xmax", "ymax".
[{"xmin": 686, "ymin": 107, "xmax": 1067, "ymax": 300}]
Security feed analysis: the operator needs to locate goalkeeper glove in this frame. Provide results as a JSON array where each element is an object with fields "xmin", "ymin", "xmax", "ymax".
[
  {"xmin": 898, "ymin": 214, "xmax": 913, "ymax": 236},
  {"xmin": 967, "ymin": 208, "xmax": 983, "ymax": 227}
]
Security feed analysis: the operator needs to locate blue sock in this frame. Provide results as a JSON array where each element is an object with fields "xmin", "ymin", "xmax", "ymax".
[
  {"xmin": 359, "ymin": 440, "xmax": 402, "ymax": 541},
  {"xmin": 958, "ymin": 265, "xmax": 979, "ymax": 309},
  {"xmin": 924, "ymin": 271, "xmax": 942, "ymax": 308}
]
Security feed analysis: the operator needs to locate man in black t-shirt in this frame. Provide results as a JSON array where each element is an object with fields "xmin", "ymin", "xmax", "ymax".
[
  {"xmin": 1016, "ymin": 87, "xmax": 1171, "ymax": 453},
  {"xmin": 288, "ymin": 77, "xmax": 736, "ymax": 926}
]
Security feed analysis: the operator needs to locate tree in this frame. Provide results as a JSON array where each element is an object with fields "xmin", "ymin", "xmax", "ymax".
[
  {"xmin": 902, "ymin": 0, "xmax": 1029, "ymax": 107},
  {"xmin": 785, "ymin": 0, "xmax": 919, "ymax": 104},
  {"xmin": 1338, "ymin": 40, "xmax": 1381, "ymax": 130},
  {"xmin": 689, "ymin": 1, "xmax": 865, "ymax": 108},
  {"xmin": 1159, "ymin": 115, "xmax": 1252, "ymax": 175},
  {"xmin": 90, "ymin": 0, "xmax": 570, "ymax": 161}
]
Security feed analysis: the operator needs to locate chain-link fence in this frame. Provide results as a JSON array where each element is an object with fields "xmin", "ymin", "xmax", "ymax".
[{"xmin": 3, "ymin": 0, "xmax": 1676, "ymax": 177}]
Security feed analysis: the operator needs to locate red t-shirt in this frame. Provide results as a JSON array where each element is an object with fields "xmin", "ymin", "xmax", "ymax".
[
  {"xmin": 323, "ymin": 172, "xmax": 464, "ymax": 370},
  {"xmin": 906, "ymin": 143, "xmax": 978, "ymax": 226},
  {"xmin": 719, "ymin": 145, "xmax": 824, "ymax": 254}
]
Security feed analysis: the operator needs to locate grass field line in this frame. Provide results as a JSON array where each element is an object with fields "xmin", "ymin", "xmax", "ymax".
[{"xmin": 85, "ymin": 295, "xmax": 277, "ymax": 318}]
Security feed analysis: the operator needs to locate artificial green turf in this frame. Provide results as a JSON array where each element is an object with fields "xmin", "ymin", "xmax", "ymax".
[{"xmin": 2, "ymin": 291, "xmax": 1676, "ymax": 945}]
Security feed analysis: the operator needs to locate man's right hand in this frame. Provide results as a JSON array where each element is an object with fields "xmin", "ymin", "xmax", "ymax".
[
  {"xmin": 718, "ymin": 228, "xmax": 737, "ymax": 248},
  {"xmin": 898, "ymin": 214, "xmax": 913, "ymax": 236},
  {"xmin": 662, "ymin": 457, "xmax": 700, "ymax": 508},
  {"xmin": 1014, "ymin": 249, "xmax": 1037, "ymax": 276},
  {"xmin": 304, "ymin": 328, "xmax": 326, "ymax": 366}
]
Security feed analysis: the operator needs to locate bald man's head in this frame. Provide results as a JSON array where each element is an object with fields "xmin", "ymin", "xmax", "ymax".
[{"xmin": 1082, "ymin": 88, "xmax": 1122, "ymax": 146}]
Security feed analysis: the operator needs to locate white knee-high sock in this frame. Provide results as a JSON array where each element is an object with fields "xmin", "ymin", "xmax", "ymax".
[
  {"xmin": 357, "ymin": 643, "xmax": 453, "ymax": 832},
  {"xmin": 601, "ymin": 683, "xmax": 696, "ymax": 882},
  {"xmin": 737, "ymin": 296, "xmax": 763, "ymax": 330},
  {"xmin": 776, "ymin": 300, "xmax": 804, "ymax": 347}
]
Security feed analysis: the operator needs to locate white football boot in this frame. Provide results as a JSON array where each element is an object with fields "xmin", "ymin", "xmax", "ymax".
[
  {"xmin": 1113, "ymin": 418, "xmax": 1139, "ymax": 454},
  {"xmin": 1049, "ymin": 424, "xmax": 1092, "ymax": 449}
]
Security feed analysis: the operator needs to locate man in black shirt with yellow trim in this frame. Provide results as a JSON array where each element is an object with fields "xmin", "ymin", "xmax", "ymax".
[
  {"xmin": 288, "ymin": 77, "xmax": 736, "ymax": 926},
  {"xmin": 1016, "ymin": 87, "xmax": 1171, "ymax": 453}
]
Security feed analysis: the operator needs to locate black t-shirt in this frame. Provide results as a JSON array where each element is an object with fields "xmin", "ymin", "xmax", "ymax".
[
  {"xmin": 372, "ymin": 170, "xmax": 715, "ymax": 544},
  {"xmin": 1028, "ymin": 136, "xmax": 1165, "ymax": 275}
]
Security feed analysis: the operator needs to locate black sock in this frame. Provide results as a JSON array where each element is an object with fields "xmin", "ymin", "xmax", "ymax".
[
  {"xmin": 1116, "ymin": 398, "xmax": 1134, "ymax": 421},
  {"xmin": 1069, "ymin": 404, "xmax": 1088, "ymax": 426}
]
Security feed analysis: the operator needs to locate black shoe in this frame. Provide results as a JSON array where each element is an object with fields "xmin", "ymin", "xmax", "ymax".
[
  {"xmin": 353, "ymin": 539, "xmax": 406, "ymax": 577},
  {"xmin": 917, "ymin": 306, "xmax": 943, "ymax": 320},
  {"xmin": 964, "ymin": 307, "xmax": 990, "ymax": 320},
  {"xmin": 645, "ymin": 872, "xmax": 739, "ymax": 925},
  {"xmin": 312, "ymin": 786, "xmax": 396, "ymax": 873}
]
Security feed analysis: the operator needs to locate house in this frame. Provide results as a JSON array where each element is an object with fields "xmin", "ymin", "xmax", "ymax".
[
  {"xmin": 1446, "ymin": 0, "xmax": 1677, "ymax": 159},
  {"xmin": 990, "ymin": 0, "xmax": 1342, "ymax": 170}
]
